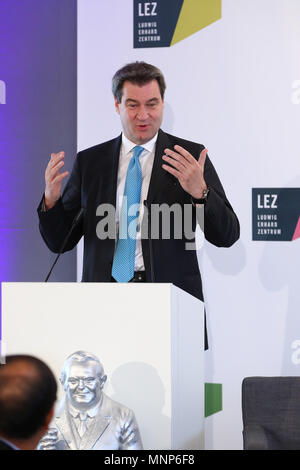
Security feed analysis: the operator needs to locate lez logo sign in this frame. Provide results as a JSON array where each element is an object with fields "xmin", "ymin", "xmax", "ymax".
[
  {"xmin": 252, "ymin": 188, "xmax": 300, "ymax": 241},
  {"xmin": 133, "ymin": 0, "xmax": 222, "ymax": 48}
]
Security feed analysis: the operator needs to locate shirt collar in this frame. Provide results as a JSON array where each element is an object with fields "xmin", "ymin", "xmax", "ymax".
[{"xmin": 121, "ymin": 132, "xmax": 158, "ymax": 155}]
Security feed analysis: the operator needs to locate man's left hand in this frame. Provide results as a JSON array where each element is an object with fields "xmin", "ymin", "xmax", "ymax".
[{"xmin": 162, "ymin": 145, "xmax": 208, "ymax": 199}]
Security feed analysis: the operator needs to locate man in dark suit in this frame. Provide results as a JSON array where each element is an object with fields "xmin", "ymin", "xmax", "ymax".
[
  {"xmin": 0, "ymin": 355, "xmax": 57, "ymax": 450},
  {"xmin": 38, "ymin": 62, "xmax": 239, "ymax": 347}
]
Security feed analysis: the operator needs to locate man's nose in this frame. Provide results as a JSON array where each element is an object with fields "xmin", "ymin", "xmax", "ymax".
[
  {"xmin": 77, "ymin": 379, "xmax": 85, "ymax": 389},
  {"xmin": 136, "ymin": 107, "xmax": 148, "ymax": 120}
]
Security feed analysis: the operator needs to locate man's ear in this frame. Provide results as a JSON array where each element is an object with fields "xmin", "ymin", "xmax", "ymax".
[{"xmin": 115, "ymin": 99, "xmax": 120, "ymax": 115}]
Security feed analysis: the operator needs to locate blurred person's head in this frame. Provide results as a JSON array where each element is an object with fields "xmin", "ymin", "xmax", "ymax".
[{"xmin": 0, "ymin": 355, "xmax": 57, "ymax": 450}]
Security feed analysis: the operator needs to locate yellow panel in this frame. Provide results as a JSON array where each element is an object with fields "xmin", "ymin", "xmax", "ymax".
[{"xmin": 171, "ymin": 0, "xmax": 222, "ymax": 46}]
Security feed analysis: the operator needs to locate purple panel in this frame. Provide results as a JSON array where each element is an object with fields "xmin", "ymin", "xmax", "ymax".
[{"xmin": 0, "ymin": 0, "xmax": 77, "ymax": 340}]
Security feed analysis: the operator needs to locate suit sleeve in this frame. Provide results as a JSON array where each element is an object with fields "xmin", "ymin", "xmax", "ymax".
[
  {"xmin": 202, "ymin": 154, "xmax": 240, "ymax": 247},
  {"xmin": 37, "ymin": 154, "xmax": 83, "ymax": 253}
]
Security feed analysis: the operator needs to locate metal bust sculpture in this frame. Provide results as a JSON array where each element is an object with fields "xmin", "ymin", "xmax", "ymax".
[{"xmin": 38, "ymin": 351, "xmax": 143, "ymax": 450}]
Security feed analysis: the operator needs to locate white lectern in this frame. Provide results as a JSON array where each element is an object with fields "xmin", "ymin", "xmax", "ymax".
[{"xmin": 1, "ymin": 282, "xmax": 204, "ymax": 450}]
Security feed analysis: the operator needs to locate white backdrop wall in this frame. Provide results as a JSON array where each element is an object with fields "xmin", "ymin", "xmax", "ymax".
[{"xmin": 77, "ymin": 0, "xmax": 300, "ymax": 449}]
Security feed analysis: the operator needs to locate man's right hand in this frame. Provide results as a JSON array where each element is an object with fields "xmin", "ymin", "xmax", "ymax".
[{"xmin": 44, "ymin": 152, "xmax": 69, "ymax": 210}]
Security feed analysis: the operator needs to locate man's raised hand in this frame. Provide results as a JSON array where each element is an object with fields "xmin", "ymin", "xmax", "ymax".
[
  {"xmin": 162, "ymin": 145, "xmax": 208, "ymax": 199},
  {"xmin": 44, "ymin": 152, "xmax": 69, "ymax": 210}
]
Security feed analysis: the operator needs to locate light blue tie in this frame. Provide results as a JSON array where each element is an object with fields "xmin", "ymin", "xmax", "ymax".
[{"xmin": 112, "ymin": 146, "xmax": 144, "ymax": 282}]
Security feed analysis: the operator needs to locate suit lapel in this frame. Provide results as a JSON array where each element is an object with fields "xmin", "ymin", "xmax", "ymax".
[
  {"xmin": 55, "ymin": 405, "xmax": 112, "ymax": 450},
  {"xmin": 108, "ymin": 134, "xmax": 122, "ymax": 207},
  {"xmin": 146, "ymin": 129, "xmax": 177, "ymax": 204},
  {"xmin": 79, "ymin": 414, "xmax": 111, "ymax": 450},
  {"xmin": 55, "ymin": 409, "xmax": 78, "ymax": 450},
  {"xmin": 94, "ymin": 134, "xmax": 122, "ymax": 208},
  {"xmin": 80, "ymin": 394, "xmax": 112, "ymax": 449}
]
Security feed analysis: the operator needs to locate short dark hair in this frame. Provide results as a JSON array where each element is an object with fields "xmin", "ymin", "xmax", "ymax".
[
  {"xmin": 0, "ymin": 355, "xmax": 57, "ymax": 440},
  {"xmin": 112, "ymin": 61, "xmax": 166, "ymax": 103}
]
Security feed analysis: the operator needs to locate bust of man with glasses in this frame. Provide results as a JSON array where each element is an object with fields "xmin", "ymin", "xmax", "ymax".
[{"xmin": 38, "ymin": 351, "xmax": 143, "ymax": 450}]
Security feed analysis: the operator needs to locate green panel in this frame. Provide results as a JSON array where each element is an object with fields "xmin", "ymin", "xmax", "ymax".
[{"xmin": 205, "ymin": 382, "xmax": 222, "ymax": 417}]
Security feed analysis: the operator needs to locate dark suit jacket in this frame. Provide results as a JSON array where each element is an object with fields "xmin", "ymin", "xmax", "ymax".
[{"xmin": 38, "ymin": 128, "xmax": 239, "ymax": 316}]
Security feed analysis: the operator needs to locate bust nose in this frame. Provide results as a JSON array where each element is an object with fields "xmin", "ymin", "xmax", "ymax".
[{"xmin": 77, "ymin": 378, "xmax": 85, "ymax": 389}]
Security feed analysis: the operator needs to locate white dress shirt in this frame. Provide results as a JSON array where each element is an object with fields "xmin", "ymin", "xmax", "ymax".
[{"xmin": 115, "ymin": 133, "xmax": 157, "ymax": 271}]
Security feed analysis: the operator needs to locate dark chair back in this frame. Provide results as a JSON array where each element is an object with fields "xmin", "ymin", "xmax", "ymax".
[{"xmin": 242, "ymin": 377, "xmax": 300, "ymax": 450}]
